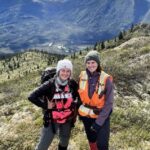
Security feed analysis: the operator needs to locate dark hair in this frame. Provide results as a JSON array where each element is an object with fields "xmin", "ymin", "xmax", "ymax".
[{"xmin": 96, "ymin": 65, "xmax": 102, "ymax": 72}]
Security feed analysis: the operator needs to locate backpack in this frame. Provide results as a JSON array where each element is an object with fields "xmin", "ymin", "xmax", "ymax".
[{"xmin": 41, "ymin": 67, "xmax": 56, "ymax": 84}]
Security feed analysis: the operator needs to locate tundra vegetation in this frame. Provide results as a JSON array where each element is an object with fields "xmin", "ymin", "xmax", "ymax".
[{"xmin": 0, "ymin": 24, "xmax": 149, "ymax": 150}]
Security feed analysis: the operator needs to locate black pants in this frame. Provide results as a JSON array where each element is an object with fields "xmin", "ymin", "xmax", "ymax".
[{"xmin": 81, "ymin": 116, "xmax": 110, "ymax": 150}]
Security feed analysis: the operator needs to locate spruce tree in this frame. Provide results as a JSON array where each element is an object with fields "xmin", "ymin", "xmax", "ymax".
[
  {"xmin": 130, "ymin": 23, "xmax": 134, "ymax": 32},
  {"xmin": 101, "ymin": 41, "xmax": 105, "ymax": 49},
  {"xmin": 79, "ymin": 50, "xmax": 82, "ymax": 55},
  {"xmin": 118, "ymin": 31, "xmax": 123, "ymax": 40},
  {"xmin": 94, "ymin": 42, "xmax": 98, "ymax": 50}
]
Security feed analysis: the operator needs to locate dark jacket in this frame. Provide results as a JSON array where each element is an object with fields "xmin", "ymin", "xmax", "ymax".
[
  {"xmin": 28, "ymin": 78, "xmax": 79, "ymax": 127},
  {"xmin": 28, "ymin": 78, "xmax": 79, "ymax": 109}
]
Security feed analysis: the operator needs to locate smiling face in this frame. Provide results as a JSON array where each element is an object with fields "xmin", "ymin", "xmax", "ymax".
[
  {"xmin": 86, "ymin": 60, "xmax": 98, "ymax": 73},
  {"xmin": 59, "ymin": 68, "xmax": 71, "ymax": 81}
]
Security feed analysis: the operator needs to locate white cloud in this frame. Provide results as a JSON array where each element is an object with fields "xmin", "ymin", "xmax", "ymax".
[
  {"xmin": 32, "ymin": 0, "xmax": 69, "ymax": 3},
  {"xmin": 32, "ymin": 0, "xmax": 43, "ymax": 3}
]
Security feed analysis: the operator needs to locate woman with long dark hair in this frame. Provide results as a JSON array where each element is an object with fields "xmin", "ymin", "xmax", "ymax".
[{"xmin": 78, "ymin": 50, "xmax": 114, "ymax": 150}]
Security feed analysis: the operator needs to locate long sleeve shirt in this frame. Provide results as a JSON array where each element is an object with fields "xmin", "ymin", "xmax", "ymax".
[{"xmin": 86, "ymin": 69, "xmax": 114, "ymax": 126}]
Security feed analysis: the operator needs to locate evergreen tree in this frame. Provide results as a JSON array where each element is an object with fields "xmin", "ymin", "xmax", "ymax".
[
  {"xmin": 8, "ymin": 63, "xmax": 13, "ymax": 71},
  {"xmin": 79, "ymin": 50, "xmax": 82, "ymax": 55},
  {"xmin": 87, "ymin": 47, "xmax": 90, "ymax": 51},
  {"xmin": 17, "ymin": 62, "xmax": 20, "ymax": 68},
  {"xmin": 118, "ymin": 31, "xmax": 123, "ymax": 40},
  {"xmin": 7, "ymin": 75, "xmax": 10, "ymax": 79},
  {"xmin": 101, "ymin": 41, "xmax": 105, "ymax": 49},
  {"xmin": 130, "ymin": 23, "xmax": 134, "ymax": 32},
  {"xmin": 73, "ymin": 53, "xmax": 76, "ymax": 59},
  {"xmin": 94, "ymin": 42, "xmax": 98, "ymax": 50},
  {"xmin": 37, "ymin": 65, "xmax": 39, "ymax": 69}
]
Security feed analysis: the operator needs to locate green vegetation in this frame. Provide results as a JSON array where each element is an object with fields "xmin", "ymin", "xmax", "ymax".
[
  {"xmin": 94, "ymin": 23, "xmax": 150, "ymax": 51},
  {"xmin": 0, "ymin": 24, "xmax": 150, "ymax": 150}
]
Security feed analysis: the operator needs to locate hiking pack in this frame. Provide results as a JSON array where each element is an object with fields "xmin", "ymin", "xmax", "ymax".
[{"xmin": 41, "ymin": 67, "xmax": 56, "ymax": 84}]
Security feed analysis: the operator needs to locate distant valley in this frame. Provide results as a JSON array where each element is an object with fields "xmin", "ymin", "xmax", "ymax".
[{"xmin": 0, "ymin": 0, "xmax": 150, "ymax": 54}]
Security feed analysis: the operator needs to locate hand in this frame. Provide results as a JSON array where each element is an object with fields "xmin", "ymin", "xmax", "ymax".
[
  {"xmin": 47, "ymin": 100, "xmax": 55, "ymax": 109},
  {"xmin": 90, "ymin": 122, "xmax": 101, "ymax": 133}
]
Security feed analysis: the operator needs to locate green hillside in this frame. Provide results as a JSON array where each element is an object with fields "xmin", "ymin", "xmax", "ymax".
[{"xmin": 0, "ymin": 25, "xmax": 150, "ymax": 150}]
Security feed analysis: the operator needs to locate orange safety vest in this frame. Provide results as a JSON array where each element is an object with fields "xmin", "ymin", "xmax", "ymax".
[{"xmin": 78, "ymin": 71, "xmax": 113, "ymax": 118}]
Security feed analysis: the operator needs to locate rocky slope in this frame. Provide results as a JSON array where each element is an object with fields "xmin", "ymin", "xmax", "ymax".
[{"xmin": 0, "ymin": 25, "xmax": 150, "ymax": 150}]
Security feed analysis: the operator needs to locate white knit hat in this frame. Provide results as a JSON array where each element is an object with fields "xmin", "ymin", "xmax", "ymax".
[{"xmin": 56, "ymin": 59, "xmax": 73, "ymax": 73}]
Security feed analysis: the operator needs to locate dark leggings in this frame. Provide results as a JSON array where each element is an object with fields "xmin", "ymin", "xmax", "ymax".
[{"xmin": 81, "ymin": 116, "xmax": 110, "ymax": 150}]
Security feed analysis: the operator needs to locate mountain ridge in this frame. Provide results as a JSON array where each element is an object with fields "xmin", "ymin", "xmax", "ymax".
[{"xmin": 0, "ymin": 0, "xmax": 150, "ymax": 54}]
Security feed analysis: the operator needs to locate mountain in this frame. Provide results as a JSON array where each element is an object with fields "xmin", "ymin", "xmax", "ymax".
[
  {"xmin": 0, "ymin": 0, "xmax": 150, "ymax": 54},
  {"xmin": 0, "ymin": 24, "xmax": 150, "ymax": 149}
]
